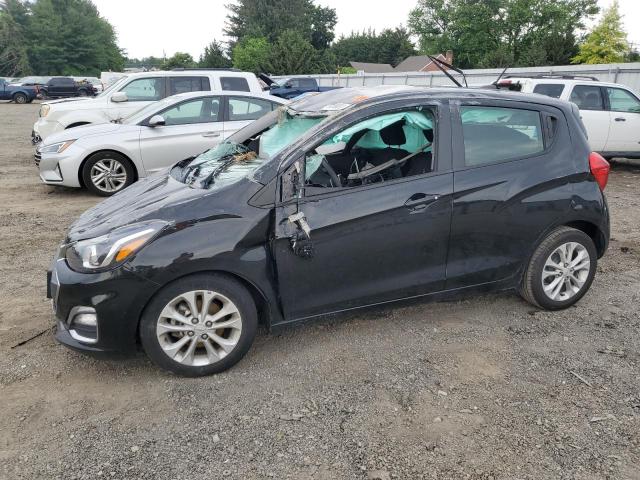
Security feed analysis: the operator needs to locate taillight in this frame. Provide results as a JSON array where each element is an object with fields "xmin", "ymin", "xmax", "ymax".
[{"xmin": 589, "ymin": 152, "xmax": 610, "ymax": 191}]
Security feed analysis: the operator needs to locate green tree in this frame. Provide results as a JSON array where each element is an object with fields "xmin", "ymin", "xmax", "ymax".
[
  {"xmin": 162, "ymin": 52, "xmax": 197, "ymax": 70},
  {"xmin": 266, "ymin": 29, "xmax": 334, "ymax": 75},
  {"xmin": 27, "ymin": 0, "xmax": 124, "ymax": 75},
  {"xmin": 572, "ymin": 1, "xmax": 629, "ymax": 64},
  {"xmin": 225, "ymin": 0, "xmax": 336, "ymax": 48},
  {"xmin": 408, "ymin": 0, "xmax": 599, "ymax": 68},
  {"xmin": 0, "ymin": 0, "xmax": 31, "ymax": 76},
  {"xmin": 232, "ymin": 36, "xmax": 271, "ymax": 72},
  {"xmin": 331, "ymin": 28, "xmax": 416, "ymax": 68},
  {"xmin": 199, "ymin": 40, "xmax": 232, "ymax": 68}
]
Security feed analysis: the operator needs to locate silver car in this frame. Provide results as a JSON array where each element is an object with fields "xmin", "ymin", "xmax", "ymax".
[{"xmin": 36, "ymin": 91, "xmax": 288, "ymax": 195}]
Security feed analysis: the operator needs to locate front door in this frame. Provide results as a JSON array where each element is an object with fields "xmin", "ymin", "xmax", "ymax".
[
  {"xmin": 139, "ymin": 96, "xmax": 223, "ymax": 173},
  {"xmin": 272, "ymin": 104, "xmax": 453, "ymax": 321},
  {"xmin": 602, "ymin": 86, "xmax": 640, "ymax": 153}
]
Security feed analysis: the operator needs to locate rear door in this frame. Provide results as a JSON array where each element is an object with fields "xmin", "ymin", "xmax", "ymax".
[
  {"xmin": 568, "ymin": 84, "xmax": 609, "ymax": 151},
  {"xmin": 602, "ymin": 86, "xmax": 640, "ymax": 154},
  {"xmin": 223, "ymin": 96, "xmax": 279, "ymax": 136},
  {"xmin": 139, "ymin": 96, "xmax": 223, "ymax": 173},
  {"xmin": 447, "ymin": 100, "xmax": 575, "ymax": 289}
]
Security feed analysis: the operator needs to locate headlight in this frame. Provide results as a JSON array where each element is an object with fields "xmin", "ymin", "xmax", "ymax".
[
  {"xmin": 39, "ymin": 140, "xmax": 75, "ymax": 154},
  {"xmin": 65, "ymin": 220, "xmax": 168, "ymax": 273},
  {"xmin": 40, "ymin": 104, "xmax": 50, "ymax": 117}
]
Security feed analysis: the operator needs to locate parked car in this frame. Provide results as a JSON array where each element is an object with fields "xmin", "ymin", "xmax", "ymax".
[
  {"xmin": 266, "ymin": 76, "xmax": 341, "ymax": 99},
  {"xmin": 48, "ymin": 86, "xmax": 610, "ymax": 376},
  {"xmin": 10, "ymin": 75, "xmax": 51, "ymax": 87},
  {"xmin": 39, "ymin": 76, "xmax": 97, "ymax": 99},
  {"xmin": 497, "ymin": 75, "xmax": 640, "ymax": 159},
  {"xmin": 0, "ymin": 77, "xmax": 38, "ymax": 104},
  {"xmin": 36, "ymin": 91, "xmax": 287, "ymax": 195},
  {"xmin": 33, "ymin": 70, "xmax": 266, "ymax": 143},
  {"xmin": 74, "ymin": 76, "xmax": 104, "ymax": 93}
]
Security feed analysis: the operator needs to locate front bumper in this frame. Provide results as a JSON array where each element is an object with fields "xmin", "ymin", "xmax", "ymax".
[
  {"xmin": 48, "ymin": 250, "xmax": 160, "ymax": 356},
  {"xmin": 37, "ymin": 143, "xmax": 86, "ymax": 187},
  {"xmin": 33, "ymin": 118, "xmax": 64, "ymax": 143}
]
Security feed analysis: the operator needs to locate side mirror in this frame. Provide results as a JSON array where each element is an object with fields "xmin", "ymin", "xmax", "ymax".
[
  {"xmin": 148, "ymin": 115, "xmax": 165, "ymax": 127},
  {"xmin": 111, "ymin": 91, "xmax": 128, "ymax": 103}
]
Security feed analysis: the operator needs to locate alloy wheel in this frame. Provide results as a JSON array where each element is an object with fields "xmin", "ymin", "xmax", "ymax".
[
  {"xmin": 90, "ymin": 158, "xmax": 127, "ymax": 193},
  {"xmin": 541, "ymin": 241, "xmax": 591, "ymax": 301},
  {"xmin": 156, "ymin": 290, "xmax": 243, "ymax": 367}
]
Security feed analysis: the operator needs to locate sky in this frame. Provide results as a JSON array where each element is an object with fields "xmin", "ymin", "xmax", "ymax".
[{"xmin": 91, "ymin": 0, "xmax": 640, "ymax": 60}]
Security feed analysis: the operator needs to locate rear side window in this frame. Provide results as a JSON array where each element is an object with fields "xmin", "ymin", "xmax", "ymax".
[
  {"xmin": 570, "ymin": 85, "xmax": 604, "ymax": 111},
  {"xmin": 606, "ymin": 87, "xmax": 640, "ymax": 113},
  {"xmin": 220, "ymin": 77, "xmax": 250, "ymax": 92},
  {"xmin": 533, "ymin": 83, "xmax": 564, "ymax": 98},
  {"xmin": 169, "ymin": 76, "xmax": 210, "ymax": 95},
  {"xmin": 460, "ymin": 106, "xmax": 544, "ymax": 167},
  {"xmin": 228, "ymin": 97, "xmax": 276, "ymax": 121}
]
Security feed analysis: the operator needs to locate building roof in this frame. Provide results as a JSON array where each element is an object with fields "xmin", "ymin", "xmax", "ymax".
[
  {"xmin": 349, "ymin": 61, "xmax": 395, "ymax": 73},
  {"xmin": 394, "ymin": 54, "xmax": 443, "ymax": 72}
]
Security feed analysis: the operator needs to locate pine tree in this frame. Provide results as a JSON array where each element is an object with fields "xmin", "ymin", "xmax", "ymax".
[{"xmin": 572, "ymin": 0, "xmax": 629, "ymax": 64}]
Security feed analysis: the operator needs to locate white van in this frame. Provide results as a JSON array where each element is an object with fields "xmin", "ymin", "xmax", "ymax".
[
  {"xmin": 33, "ymin": 70, "xmax": 265, "ymax": 143},
  {"xmin": 497, "ymin": 75, "xmax": 640, "ymax": 158}
]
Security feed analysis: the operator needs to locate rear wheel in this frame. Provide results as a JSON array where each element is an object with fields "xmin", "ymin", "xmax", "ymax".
[
  {"xmin": 78, "ymin": 89, "xmax": 88, "ymax": 97},
  {"xmin": 520, "ymin": 227, "xmax": 597, "ymax": 310},
  {"xmin": 81, "ymin": 151, "xmax": 134, "ymax": 196},
  {"xmin": 140, "ymin": 274, "xmax": 258, "ymax": 376},
  {"xmin": 13, "ymin": 93, "xmax": 27, "ymax": 104}
]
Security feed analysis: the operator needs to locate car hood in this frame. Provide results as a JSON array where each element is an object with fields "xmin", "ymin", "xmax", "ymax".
[
  {"xmin": 66, "ymin": 172, "xmax": 263, "ymax": 242},
  {"xmin": 42, "ymin": 122, "xmax": 128, "ymax": 145},
  {"xmin": 43, "ymin": 97, "xmax": 93, "ymax": 106}
]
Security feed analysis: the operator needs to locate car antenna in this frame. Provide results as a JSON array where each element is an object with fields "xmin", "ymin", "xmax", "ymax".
[
  {"xmin": 492, "ymin": 66, "xmax": 510, "ymax": 86},
  {"xmin": 427, "ymin": 55, "xmax": 467, "ymax": 88}
]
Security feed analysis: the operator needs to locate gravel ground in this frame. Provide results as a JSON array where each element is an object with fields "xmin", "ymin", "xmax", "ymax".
[{"xmin": 1, "ymin": 102, "xmax": 639, "ymax": 480}]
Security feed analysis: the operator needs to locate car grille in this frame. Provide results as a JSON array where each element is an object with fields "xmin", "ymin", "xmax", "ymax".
[{"xmin": 34, "ymin": 151, "xmax": 42, "ymax": 167}]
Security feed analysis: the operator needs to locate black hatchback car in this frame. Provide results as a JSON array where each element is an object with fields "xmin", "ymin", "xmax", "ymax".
[{"xmin": 48, "ymin": 86, "xmax": 610, "ymax": 376}]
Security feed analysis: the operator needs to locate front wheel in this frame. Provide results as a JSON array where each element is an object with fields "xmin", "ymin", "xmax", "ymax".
[
  {"xmin": 81, "ymin": 151, "xmax": 134, "ymax": 196},
  {"xmin": 13, "ymin": 93, "xmax": 27, "ymax": 104},
  {"xmin": 140, "ymin": 274, "xmax": 258, "ymax": 376},
  {"xmin": 520, "ymin": 226, "xmax": 597, "ymax": 310}
]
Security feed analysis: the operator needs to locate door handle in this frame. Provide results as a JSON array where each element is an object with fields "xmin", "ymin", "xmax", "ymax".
[
  {"xmin": 614, "ymin": 117, "xmax": 626, "ymax": 122},
  {"xmin": 202, "ymin": 132, "xmax": 221, "ymax": 137},
  {"xmin": 404, "ymin": 193, "xmax": 439, "ymax": 211}
]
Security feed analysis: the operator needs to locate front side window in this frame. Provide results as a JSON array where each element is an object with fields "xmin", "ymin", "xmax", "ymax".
[
  {"xmin": 304, "ymin": 109, "xmax": 436, "ymax": 189},
  {"xmin": 299, "ymin": 78, "xmax": 316, "ymax": 89},
  {"xmin": 169, "ymin": 77, "xmax": 210, "ymax": 95},
  {"xmin": 160, "ymin": 97, "xmax": 220, "ymax": 126},
  {"xmin": 228, "ymin": 97, "xmax": 276, "ymax": 121},
  {"xmin": 606, "ymin": 87, "xmax": 640, "ymax": 113},
  {"xmin": 220, "ymin": 77, "xmax": 250, "ymax": 92},
  {"xmin": 569, "ymin": 85, "xmax": 604, "ymax": 111},
  {"xmin": 460, "ymin": 106, "xmax": 544, "ymax": 167},
  {"xmin": 533, "ymin": 83, "xmax": 564, "ymax": 99},
  {"xmin": 120, "ymin": 78, "xmax": 164, "ymax": 101}
]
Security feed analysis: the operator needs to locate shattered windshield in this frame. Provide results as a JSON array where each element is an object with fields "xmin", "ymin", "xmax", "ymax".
[{"xmin": 179, "ymin": 111, "xmax": 325, "ymax": 189}]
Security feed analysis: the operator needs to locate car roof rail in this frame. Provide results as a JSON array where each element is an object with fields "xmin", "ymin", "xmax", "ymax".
[
  {"xmin": 170, "ymin": 68, "xmax": 242, "ymax": 72},
  {"xmin": 503, "ymin": 74, "xmax": 599, "ymax": 81}
]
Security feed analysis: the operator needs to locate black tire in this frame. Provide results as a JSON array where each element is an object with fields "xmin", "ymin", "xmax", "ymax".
[
  {"xmin": 140, "ymin": 273, "xmax": 258, "ymax": 377},
  {"xmin": 13, "ymin": 93, "xmax": 27, "ymax": 104},
  {"xmin": 520, "ymin": 226, "xmax": 597, "ymax": 310},
  {"xmin": 81, "ymin": 151, "xmax": 135, "ymax": 196},
  {"xmin": 78, "ymin": 89, "xmax": 88, "ymax": 97}
]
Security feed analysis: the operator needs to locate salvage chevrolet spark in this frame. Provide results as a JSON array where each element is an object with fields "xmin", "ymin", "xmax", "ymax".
[{"xmin": 48, "ymin": 86, "xmax": 610, "ymax": 376}]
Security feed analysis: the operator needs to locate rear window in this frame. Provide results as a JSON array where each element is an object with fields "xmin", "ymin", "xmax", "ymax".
[
  {"xmin": 460, "ymin": 106, "xmax": 544, "ymax": 167},
  {"xmin": 533, "ymin": 83, "xmax": 564, "ymax": 98},
  {"xmin": 570, "ymin": 85, "xmax": 604, "ymax": 111},
  {"xmin": 169, "ymin": 76, "xmax": 210, "ymax": 95},
  {"xmin": 220, "ymin": 77, "xmax": 250, "ymax": 92},
  {"xmin": 228, "ymin": 96, "xmax": 277, "ymax": 121}
]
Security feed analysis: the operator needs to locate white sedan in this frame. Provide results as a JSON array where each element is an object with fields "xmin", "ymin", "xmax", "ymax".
[{"xmin": 36, "ymin": 91, "xmax": 287, "ymax": 195}]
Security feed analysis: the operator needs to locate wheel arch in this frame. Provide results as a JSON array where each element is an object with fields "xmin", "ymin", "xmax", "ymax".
[
  {"xmin": 563, "ymin": 220, "xmax": 607, "ymax": 258},
  {"xmin": 65, "ymin": 121, "xmax": 91, "ymax": 130},
  {"xmin": 78, "ymin": 149, "xmax": 139, "ymax": 188},
  {"xmin": 134, "ymin": 269, "xmax": 274, "ymax": 343}
]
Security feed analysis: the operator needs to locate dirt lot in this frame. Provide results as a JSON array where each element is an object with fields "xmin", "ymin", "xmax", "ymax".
[{"xmin": 1, "ymin": 102, "xmax": 639, "ymax": 480}]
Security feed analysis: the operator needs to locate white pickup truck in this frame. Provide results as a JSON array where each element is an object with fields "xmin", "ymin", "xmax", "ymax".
[
  {"xmin": 497, "ymin": 75, "xmax": 640, "ymax": 159},
  {"xmin": 33, "ymin": 70, "xmax": 265, "ymax": 143}
]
